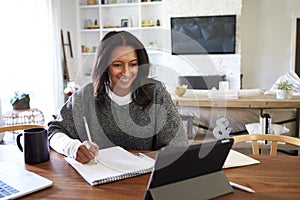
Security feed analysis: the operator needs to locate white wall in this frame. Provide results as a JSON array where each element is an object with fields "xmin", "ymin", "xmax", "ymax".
[
  {"xmin": 155, "ymin": 0, "xmax": 242, "ymax": 90},
  {"xmin": 241, "ymin": 0, "xmax": 300, "ymax": 90},
  {"xmin": 59, "ymin": 0, "xmax": 78, "ymax": 81}
]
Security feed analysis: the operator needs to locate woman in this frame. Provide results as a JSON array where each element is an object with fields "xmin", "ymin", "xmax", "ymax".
[{"xmin": 48, "ymin": 31, "xmax": 188, "ymax": 163}]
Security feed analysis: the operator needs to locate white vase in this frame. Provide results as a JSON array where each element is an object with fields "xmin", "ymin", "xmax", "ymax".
[{"xmin": 276, "ymin": 89, "xmax": 292, "ymax": 100}]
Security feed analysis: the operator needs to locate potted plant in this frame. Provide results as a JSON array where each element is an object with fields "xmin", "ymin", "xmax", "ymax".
[
  {"xmin": 276, "ymin": 80, "xmax": 293, "ymax": 99},
  {"xmin": 10, "ymin": 91, "xmax": 30, "ymax": 110}
]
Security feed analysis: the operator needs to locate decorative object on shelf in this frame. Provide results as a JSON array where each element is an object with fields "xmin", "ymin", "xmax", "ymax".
[
  {"xmin": 84, "ymin": 19, "xmax": 92, "ymax": 29},
  {"xmin": 91, "ymin": 19, "xmax": 100, "ymax": 29},
  {"xmin": 10, "ymin": 92, "xmax": 30, "ymax": 110},
  {"xmin": 276, "ymin": 80, "xmax": 293, "ymax": 99},
  {"xmin": 121, "ymin": 19, "xmax": 129, "ymax": 27},
  {"xmin": 108, "ymin": 0, "xmax": 117, "ymax": 4},
  {"xmin": 141, "ymin": 19, "xmax": 154, "ymax": 27},
  {"xmin": 81, "ymin": 45, "xmax": 90, "ymax": 53},
  {"xmin": 64, "ymin": 82, "xmax": 80, "ymax": 97},
  {"xmin": 87, "ymin": 0, "xmax": 97, "ymax": 5},
  {"xmin": 156, "ymin": 19, "xmax": 160, "ymax": 26},
  {"xmin": 103, "ymin": 25, "xmax": 120, "ymax": 29},
  {"xmin": 128, "ymin": 16, "xmax": 133, "ymax": 27},
  {"xmin": 174, "ymin": 85, "xmax": 187, "ymax": 97},
  {"xmin": 84, "ymin": 19, "xmax": 99, "ymax": 29}
]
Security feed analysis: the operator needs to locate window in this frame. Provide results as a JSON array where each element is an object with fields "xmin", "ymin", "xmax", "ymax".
[{"xmin": 0, "ymin": 0, "xmax": 63, "ymax": 123}]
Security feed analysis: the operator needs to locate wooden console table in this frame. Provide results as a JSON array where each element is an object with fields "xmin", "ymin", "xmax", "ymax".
[{"xmin": 172, "ymin": 94, "xmax": 300, "ymax": 137}]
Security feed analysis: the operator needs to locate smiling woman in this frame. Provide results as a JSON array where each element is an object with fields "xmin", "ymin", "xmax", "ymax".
[
  {"xmin": 0, "ymin": 0, "xmax": 64, "ymax": 123},
  {"xmin": 48, "ymin": 31, "xmax": 189, "ymax": 164}
]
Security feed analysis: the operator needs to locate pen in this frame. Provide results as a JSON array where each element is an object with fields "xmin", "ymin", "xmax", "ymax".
[
  {"xmin": 83, "ymin": 117, "xmax": 98, "ymax": 164},
  {"xmin": 229, "ymin": 181, "xmax": 255, "ymax": 193}
]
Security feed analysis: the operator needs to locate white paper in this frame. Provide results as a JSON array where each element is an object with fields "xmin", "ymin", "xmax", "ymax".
[{"xmin": 223, "ymin": 149, "xmax": 260, "ymax": 168}]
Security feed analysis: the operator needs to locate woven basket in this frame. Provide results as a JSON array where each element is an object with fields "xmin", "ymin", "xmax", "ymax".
[{"xmin": 3, "ymin": 108, "xmax": 44, "ymax": 125}]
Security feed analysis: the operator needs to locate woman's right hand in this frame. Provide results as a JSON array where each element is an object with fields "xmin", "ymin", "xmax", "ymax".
[{"xmin": 75, "ymin": 141, "xmax": 99, "ymax": 164}]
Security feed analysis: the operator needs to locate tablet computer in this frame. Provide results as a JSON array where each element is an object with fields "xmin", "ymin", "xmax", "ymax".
[{"xmin": 145, "ymin": 138, "xmax": 234, "ymax": 200}]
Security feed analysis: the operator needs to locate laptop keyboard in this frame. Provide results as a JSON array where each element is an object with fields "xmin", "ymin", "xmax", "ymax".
[{"xmin": 0, "ymin": 180, "xmax": 19, "ymax": 198}]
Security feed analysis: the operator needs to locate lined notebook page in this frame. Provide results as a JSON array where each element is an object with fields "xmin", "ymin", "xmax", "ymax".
[
  {"xmin": 223, "ymin": 149, "xmax": 260, "ymax": 168},
  {"xmin": 65, "ymin": 146, "xmax": 155, "ymax": 186}
]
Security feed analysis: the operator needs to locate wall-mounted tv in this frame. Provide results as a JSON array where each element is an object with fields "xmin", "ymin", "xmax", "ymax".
[{"xmin": 171, "ymin": 15, "xmax": 236, "ymax": 55}]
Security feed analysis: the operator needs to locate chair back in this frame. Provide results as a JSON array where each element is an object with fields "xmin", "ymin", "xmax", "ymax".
[
  {"xmin": 0, "ymin": 124, "xmax": 47, "ymax": 133},
  {"xmin": 232, "ymin": 134, "xmax": 300, "ymax": 155}
]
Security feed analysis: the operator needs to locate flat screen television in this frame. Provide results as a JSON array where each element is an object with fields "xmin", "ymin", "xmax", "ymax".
[{"xmin": 171, "ymin": 15, "xmax": 236, "ymax": 55}]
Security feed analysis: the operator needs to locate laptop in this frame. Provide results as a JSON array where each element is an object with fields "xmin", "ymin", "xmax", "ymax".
[
  {"xmin": 145, "ymin": 138, "xmax": 234, "ymax": 200},
  {"xmin": 0, "ymin": 161, "xmax": 53, "ymax": 200}
]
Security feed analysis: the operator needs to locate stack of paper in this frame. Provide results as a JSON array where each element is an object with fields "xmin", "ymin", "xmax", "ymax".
[
  {"xmin": 238, "ymin": 89, "xmax": 264, "ymax": 96},
  {"xmin": 208, "ymin": 90, "xmax": 238, "ymax": 99}
]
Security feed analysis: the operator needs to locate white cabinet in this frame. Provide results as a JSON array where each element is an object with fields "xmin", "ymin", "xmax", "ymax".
[{"xmin": 76, "ymin": 0, "xmax": 164, "ymax": 84}]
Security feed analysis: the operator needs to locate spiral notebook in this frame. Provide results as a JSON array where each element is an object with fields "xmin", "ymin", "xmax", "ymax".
[{"xmin": 65, "ymin": 146, "xmax": 155, "ymax": 186}]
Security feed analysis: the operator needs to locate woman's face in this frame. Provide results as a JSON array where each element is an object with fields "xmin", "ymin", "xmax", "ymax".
[{"xmin": 108, "ymin": 45, "xmax": 138, "ymax": 96}]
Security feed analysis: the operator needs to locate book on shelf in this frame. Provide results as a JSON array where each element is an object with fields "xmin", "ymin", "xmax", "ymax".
[{"xmin": 65, "ymin": 146, "xmax": 155, "ymax": 186}]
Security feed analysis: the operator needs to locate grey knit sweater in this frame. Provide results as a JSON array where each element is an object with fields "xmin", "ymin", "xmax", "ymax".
[{"xmin": 48, "ymin": 81, "xmax": 188, "ymax": 150}]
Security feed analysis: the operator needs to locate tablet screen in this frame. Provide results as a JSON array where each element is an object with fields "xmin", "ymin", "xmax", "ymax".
[{"xmin": 148, "ymin": 138, "xmax": 233, "ymax": 188}]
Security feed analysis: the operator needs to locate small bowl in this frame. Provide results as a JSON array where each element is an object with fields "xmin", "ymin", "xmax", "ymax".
[{"xmin": 175, "ymin": 85, "xmax": 187, "ymax": 97}]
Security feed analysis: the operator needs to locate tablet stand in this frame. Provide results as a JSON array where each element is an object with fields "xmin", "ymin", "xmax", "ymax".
[{"xmin": 146, "ymin": 171, "xmax": 233, "ymax": 200}]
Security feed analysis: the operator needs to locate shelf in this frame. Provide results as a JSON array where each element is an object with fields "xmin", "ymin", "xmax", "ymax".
[
  {"xmin": 141, "ymin": 1, "xmax": 162, "ymax": 6},
  {"xmin": 102, "ymin": 27, "xmax": 140, "ymax": 32},
  {"xmin": 79, "ymin": 5, "xmax": 100, "ymax": 9},
  {"xmin": 101, "ymin": 3, "xmax": 139, "ymax": 7},
  {"xmin": 82, "ymin": 52, "xmax": 96, "ymax": 56},
  {"xmin": 76, "ymin": 0, "xmax": 164, "ymax": 83},
  {"xmin": 140, "ymin": 26, "xmax": 162, "ymax": 30},
  {"xmin": 147, "ymin": 49, "xmax": 163, "ymax": 54},
  {"xmin": 80, "ymin": 29, "xmax": 100, "ymax": 32}
]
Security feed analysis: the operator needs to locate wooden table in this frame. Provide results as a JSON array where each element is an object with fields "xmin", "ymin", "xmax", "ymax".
[
  {"xmin": 172, "ymin": 94, "xmax": 300, "ymax": 108},
  {"xmin": 172, "ymin": 94, "xmax": 300, "ymax": 137},
  {"xmin": 1, "ymin": 145, "xmax": 300, "ymax": 199}
]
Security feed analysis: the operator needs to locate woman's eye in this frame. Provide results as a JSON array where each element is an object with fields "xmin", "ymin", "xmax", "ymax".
[
  {"xmin": 129, "ymin": 62, "xmax": 138, "ymax": 67},
  {"xmin": 112, "ymin": 63, "xmax": 123, "ymax": 67}
]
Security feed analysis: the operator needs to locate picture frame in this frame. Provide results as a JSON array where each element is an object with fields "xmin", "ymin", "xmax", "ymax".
[{"xmin": 121, "ymin": 19, "xmax": 129, "ymax": 27}]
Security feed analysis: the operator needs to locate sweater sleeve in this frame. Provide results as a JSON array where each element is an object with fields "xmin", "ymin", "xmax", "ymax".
[
  {"xmin": 48, "ymin": 95, "xmax": 81, "ymax": 140},
  {"xmin": 152, "ymin": 83, "xmax": 189, "ymax": 149}
]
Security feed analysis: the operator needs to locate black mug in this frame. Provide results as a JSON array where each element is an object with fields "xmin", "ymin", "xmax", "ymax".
[{"xmin": 16, "ymin": 128, "xmax": 50, "ymax": 164}]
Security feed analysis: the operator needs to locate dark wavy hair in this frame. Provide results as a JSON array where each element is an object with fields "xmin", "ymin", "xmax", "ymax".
[{"xmin": 92, "ymin": 31, "xmax": 152, "ymax": 107}]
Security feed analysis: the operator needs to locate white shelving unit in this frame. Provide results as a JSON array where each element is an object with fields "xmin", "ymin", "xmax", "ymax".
[{"xmin": 76, "ymin": 0, "xmax": 164, "ymax": 84}]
